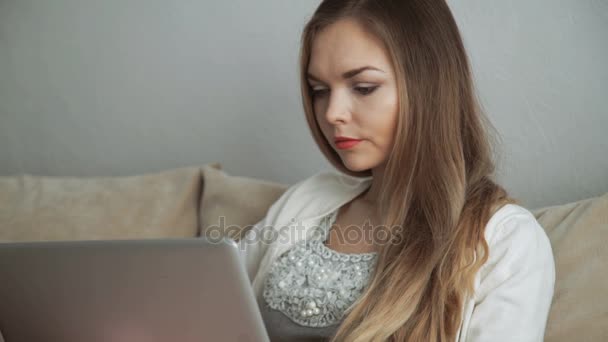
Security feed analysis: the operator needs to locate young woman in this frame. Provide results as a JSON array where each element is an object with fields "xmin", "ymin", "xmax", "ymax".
[{"xmin": 237, "ymin": 1, "xmax": 555, "ymax": 341}]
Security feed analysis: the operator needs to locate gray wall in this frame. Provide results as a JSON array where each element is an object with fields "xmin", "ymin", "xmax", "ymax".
[{"xmin": 1, "ymin": 0, "xmax": 606, "ymax": 209}]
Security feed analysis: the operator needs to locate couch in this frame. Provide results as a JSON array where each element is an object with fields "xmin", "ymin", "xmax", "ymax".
[{"xmin": 0, "ymin": 162, "xmax": 606, "ymax": 341}]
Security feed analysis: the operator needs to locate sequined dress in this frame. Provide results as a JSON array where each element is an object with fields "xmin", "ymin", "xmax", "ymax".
[{"xmin": 260, "ymin": 207, "xmax": 378, "ymax": 341}]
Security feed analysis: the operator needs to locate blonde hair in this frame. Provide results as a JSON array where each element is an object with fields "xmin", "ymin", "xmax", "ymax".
[{"xmin": 298, "ymin": 1, "xmax": 519, "ymax": 340}]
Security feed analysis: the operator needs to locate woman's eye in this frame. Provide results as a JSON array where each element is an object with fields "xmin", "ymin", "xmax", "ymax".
[
  {"xmin": 310, "ymin": 85, "xmax": 378, "ymax": 98},
  {"xmin": 355, "ymin": 86, "xmax": 378, "ymax": 96},
  {"xmin": 312, "ymin": 88, "xmax": 329, "ymax": 97}
]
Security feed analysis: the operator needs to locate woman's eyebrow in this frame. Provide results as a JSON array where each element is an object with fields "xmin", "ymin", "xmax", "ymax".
[{"xmin": 307, "ymin": 66, "xmax": 384, "ymax": 82}]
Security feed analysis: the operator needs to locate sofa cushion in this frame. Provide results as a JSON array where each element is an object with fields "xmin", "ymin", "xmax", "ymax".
[
  {"xmin": 530, "ymin": 192, "xmax": 608, "ymax": 342},
  {"xmin": 199, "ymin": 164, "xmax": 288, "ymax": 241},
  {"xmin": 0, "ymin": 164, "xmax": 215, "ymax": 241}
]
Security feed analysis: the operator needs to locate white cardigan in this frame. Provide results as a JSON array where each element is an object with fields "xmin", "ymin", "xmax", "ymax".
[{"xmin": 237, "ymin": 170, "xmax": 555, "ymax": 341}]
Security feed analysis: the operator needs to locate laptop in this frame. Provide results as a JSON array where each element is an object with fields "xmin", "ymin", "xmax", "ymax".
[{"xmin": 0, "ymin": 237, "xmax": 270, "ymax": 342}]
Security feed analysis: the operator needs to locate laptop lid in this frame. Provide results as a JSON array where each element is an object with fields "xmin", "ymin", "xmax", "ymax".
[{"xmin": 0, "ymin": 238, "xmax": 269, "ymax": 342}]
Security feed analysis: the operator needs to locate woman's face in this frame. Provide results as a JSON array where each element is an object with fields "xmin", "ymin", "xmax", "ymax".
[{"xmin": 307, "ymin": 18, "xmax": 399, "ymax": 173}]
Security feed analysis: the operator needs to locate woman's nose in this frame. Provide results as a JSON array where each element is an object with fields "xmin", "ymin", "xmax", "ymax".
[{"xmin": 324, "ymin": 91, "xmax": 351, "ymax": 124}]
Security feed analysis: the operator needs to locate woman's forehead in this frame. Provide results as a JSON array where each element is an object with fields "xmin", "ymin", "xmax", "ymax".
[{"xmin": 308, "ymin": 20, "xmax": 392, "ymax": 80}]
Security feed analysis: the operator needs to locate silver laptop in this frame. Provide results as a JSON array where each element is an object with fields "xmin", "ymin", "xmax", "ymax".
[{"xmin": 0, "ymin": 238, "xmax": 269, "ymax": 342}]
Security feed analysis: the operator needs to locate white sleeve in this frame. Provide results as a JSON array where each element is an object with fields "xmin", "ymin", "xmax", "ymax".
[
  {"xmin": 465, "ymin": 212, "xmax": 556, "ymax": 342},
  {"xmin": 236, "ymin": 178, "xmax": 307, "ymax": 283},
  {"xmin": 237, "ymin": 216, "xmax": 268, "ymax": 283}
]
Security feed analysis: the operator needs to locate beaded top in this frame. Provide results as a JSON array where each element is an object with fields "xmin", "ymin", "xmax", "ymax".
[{"xmin": 261, "ymin": 207, "xmax": 378, "ymax": 334}]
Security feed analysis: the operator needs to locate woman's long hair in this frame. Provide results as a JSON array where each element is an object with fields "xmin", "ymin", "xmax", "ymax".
[{"xmin": 299, "ymin": 1, "xmax": 519, "ymax": 341}]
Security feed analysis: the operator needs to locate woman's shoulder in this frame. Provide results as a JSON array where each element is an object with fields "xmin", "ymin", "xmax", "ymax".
[
  {"xmin": 286, "ymin": 170, "xmax": 370, "ymax": 202},
  {"xmin": 483, "ymin": 203, "xmax": 552, "ymax": 252},
  {"xmin": 266, "ymin": 170, "xmax": 371, "ymax": 224},
  {"xmin": 476, "ymin": 203, "xmax": 556, "ymax": 298},
  {"xmin": 296, "ymin": 169, "xmax": 371, "ymax": 192}
]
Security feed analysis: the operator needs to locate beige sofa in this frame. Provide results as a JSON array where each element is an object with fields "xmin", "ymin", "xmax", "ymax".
[{"xmin": 0, "ymin": 162, "xmax": 606, "ymax": 341}]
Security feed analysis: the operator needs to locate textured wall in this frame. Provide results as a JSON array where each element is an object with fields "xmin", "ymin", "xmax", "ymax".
[{"xmin": 0, "ymin": 0, "xmax": 606, "ymax": 208}]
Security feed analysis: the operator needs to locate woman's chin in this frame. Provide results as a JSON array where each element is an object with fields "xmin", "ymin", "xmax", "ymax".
[{"xmin": 340, "ymin": 157, "xmax": 373, "ymax": 173}]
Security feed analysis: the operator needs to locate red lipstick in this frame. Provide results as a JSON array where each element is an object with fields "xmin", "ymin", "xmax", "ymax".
[{"xmin": 334, "ymin": 136, "xmax": 362, "ymax": 150}]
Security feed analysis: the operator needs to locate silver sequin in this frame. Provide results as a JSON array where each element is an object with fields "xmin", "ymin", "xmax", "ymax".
[{"xmin": 262, "ymin": 209, "xmax": 378, "ymax": 327}]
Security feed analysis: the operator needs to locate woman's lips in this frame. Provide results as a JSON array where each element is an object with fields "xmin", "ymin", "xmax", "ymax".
[{"xmin": 335, "ymin": 139, "xmax": 362, "ymax": 150}]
